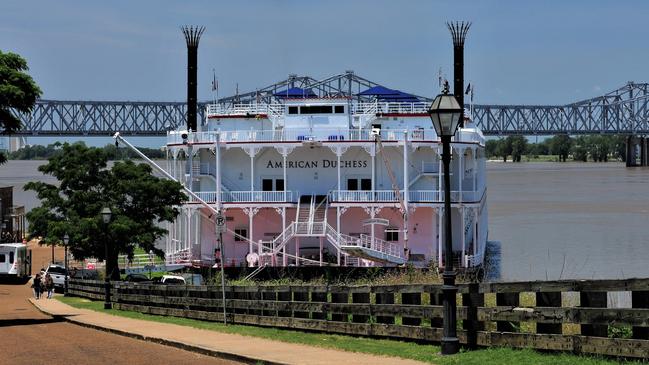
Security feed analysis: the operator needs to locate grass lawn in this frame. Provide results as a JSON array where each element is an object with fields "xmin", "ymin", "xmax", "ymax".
[{"xmin": 57, "ymin": 296, "xmax": 637, "ymax": 365}]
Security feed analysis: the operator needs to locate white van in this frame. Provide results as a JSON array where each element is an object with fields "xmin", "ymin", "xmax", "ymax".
[{"xmin": 0, "ymin": 243, "xmax": 31, "ymax": 278}]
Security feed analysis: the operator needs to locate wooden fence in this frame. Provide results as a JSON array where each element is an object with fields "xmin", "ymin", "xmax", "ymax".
[{"xmin": 68, "ymin": 278, "xmax": 649, "ymax": 358}]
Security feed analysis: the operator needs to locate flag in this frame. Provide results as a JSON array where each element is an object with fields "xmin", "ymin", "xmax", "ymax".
[
  {"xmin": 470, "ymin": 85, "xmax": 474, "ymax": 103},
  {"xmin": 465, "ymin": 83, "xmax": 472, "ymax": 95}
]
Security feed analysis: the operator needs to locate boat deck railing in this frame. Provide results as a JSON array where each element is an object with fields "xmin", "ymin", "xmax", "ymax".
[
  {"xmin": 206, "ymin": 101, "xmax": 430, "ymax": 118},
  {"xmin": 168, "ymin": 128, "xmax": 484, "ymax": 145}
]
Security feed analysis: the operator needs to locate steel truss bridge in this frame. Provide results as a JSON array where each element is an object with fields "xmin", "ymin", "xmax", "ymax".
[{"xmin": 10, "ymin": 72, "xmax": 649, "ymax": 136}]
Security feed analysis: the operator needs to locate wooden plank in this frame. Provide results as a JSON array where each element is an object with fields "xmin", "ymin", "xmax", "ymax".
[
  {"xmin": 575, "ymin": 336, "xmax": 649, "ymax": 358},
  {"xmin": 479, "ymin": 306, "xmax": 649, "ymax": 326},
  {"xmin": 482, "ymin": 331, "xmax": 573, "ymax": 351},
  {"xmin": 480, "ymin": 278, "xmax": 649, "ymax": 294}
]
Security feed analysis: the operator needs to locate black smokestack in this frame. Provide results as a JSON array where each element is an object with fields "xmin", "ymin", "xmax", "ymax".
[
  {"xmin": 182, "ymin": 26, "xmax": 205, "ymax": 132},
  {"xmin": 447, "ymin": 21, "xmax": 471, "ymax": 127}
]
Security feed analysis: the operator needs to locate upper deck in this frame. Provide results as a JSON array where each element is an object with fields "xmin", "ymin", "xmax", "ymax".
[{"xmin": 167, "ymin": 99, "xmax": 485, "ymax": 146}]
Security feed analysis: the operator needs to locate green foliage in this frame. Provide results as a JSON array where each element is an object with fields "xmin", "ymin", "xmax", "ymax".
[
  {"xmin": 8, "ymin": 142, "xmax": 165, "ymax": 160},
  {"xmin": 25, "ymin": 143, "xmax": 186, "ymax": 279},
  {"xmin": 486, "ymin": 134, "xmax": 626, "ymax": 163},
  {"xmin": 494, "ymin": 137, "xmax": 512, "ymax": 162},
  {"xmin": 548, "ymin": 134, "xmax": 572, "ymax": 162},
  {"xmin": 608, "ymin": 324, "xmax": 633, "ymax": 339},
  {"xmin": 0, "ymin": 51, "xmax": 42, "ymax": 164},
  {"xmin": 507, "ymin": 135, "xmax": 527, "ymax": 162}
]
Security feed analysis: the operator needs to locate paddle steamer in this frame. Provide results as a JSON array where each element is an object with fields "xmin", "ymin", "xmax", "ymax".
[{"xmin": 163, "ymin": 73, "xmax": 487, "ymax": 269}]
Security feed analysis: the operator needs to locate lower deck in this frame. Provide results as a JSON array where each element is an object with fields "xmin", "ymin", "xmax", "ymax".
[{"xmin": 164, "ymin": 198, "xmax": 488, "ymax": 269}]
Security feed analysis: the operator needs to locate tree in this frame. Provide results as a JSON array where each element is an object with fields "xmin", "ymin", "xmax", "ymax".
[
  {"xmin": 485, "ymin": 139, "xmax": 499, "ymax": 159},
  {"xmin": 507, "ymin": 135, "xmax": 528, "ymax": 162},
  {"xmin": 571, "ymin": 136, "xmax": 589, "ymax": 162},
  {"xmin": 548, "ymin": 134, "xmax": 572, "ymax": 162},
  {"xmin": 0, "ymin": 51, "xmax": 42, "ymax": 164},
  {"xmin": 25, "ymin": 143, "xmax": 186, "ymax": 280},
  {"xmin": 494, "ymin": 138, "xmax": 512, "ymax": 162}
]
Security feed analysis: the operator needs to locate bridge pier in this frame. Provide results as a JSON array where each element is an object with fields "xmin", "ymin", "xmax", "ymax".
[{"xmin": 626, "ymin": 136, "xmax": 648, "ymax": 167}]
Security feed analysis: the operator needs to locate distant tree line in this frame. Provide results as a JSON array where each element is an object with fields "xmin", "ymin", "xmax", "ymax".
[
  {"xmin": 7, "ymin": 142, "xmax": 165, "ymax": 160},
  {"xmin": 485, "ymin": 135, "xmax": 627, "ymax": 163}
]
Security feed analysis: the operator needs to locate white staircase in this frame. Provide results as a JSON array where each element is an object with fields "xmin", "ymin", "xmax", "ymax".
[{"xmin": 259, "ymin": 193, "xmax": 406, "ymax": 266}]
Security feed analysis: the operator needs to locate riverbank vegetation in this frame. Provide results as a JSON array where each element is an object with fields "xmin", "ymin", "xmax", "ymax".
[
  {"xmin": 486, "ymin": 134, "xmax": 627, "ymax": 163},
  {"xmin": 6, "ymin": 141, "xmax": 165, "ymax": 160}
]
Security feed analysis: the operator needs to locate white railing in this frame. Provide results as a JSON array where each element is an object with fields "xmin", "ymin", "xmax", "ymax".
[
  {"xmin": 329, "ymin": 189, "xmax": 484, "ymax": 203},
  {"xmin": 329, "ymin": 190, "xmax": 398, "ymax": 202},
  {"xmin": 168, "ymin": 128, "xmax": 459, "ymax": 145},
  {"xmin": 352, "ymin": 102, "xmax": 429, "ymax": 115},
  {"xmin": 190, "ymin": 191, "xmax": 294, "ymax": 203},
  {"xmin": 207, "ymin": 101, "xmax": 429, "ymax": 118},
  {"xmin": 206, "ymin": 103, "xmax": 281, "ymax": 117},
  {"xmin": 358, "ymin": 234, "xmax": 403, "ymax": 259}
]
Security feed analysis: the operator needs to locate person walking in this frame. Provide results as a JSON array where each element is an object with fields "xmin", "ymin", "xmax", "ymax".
[
  {"xmin": 32, "ymin": 273, "xmax": 42, "ymax": 299},
  {"xmin": 45, "ymin": 273, "xmax": 54, "ymax": 299}
]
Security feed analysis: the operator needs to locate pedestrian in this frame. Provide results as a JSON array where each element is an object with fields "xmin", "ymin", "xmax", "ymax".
[
  {"xmin": 45, "ymin": 273, "xmax": 54, "ymax": 299},
  {"xmin": 32, "ymin": 273, "xmax": 42, "ymax": 299}
]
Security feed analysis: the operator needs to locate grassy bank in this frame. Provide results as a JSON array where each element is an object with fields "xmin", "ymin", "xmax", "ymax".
[{"xmin": 57, "ymin": 296, "xmax": 636, "ymax": 365}]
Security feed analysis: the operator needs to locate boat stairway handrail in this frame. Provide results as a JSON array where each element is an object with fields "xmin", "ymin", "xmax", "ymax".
[{"xmin": 324, "ymin": 223, "xmax": 404, "ymax": 262}]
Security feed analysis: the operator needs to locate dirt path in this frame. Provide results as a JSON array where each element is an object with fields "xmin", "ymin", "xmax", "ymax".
[{"xmin": 0, "ymin": 281, "xmax": 241, "ymax": 365}]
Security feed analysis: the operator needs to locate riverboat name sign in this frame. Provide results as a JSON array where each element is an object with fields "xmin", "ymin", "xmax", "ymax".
[{"xmin": 265, "ymin": 159, "xmax": 368, "ymax": 169}]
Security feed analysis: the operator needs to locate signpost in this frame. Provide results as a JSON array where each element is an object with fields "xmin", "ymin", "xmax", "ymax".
[{"xmin": 216, "ymin": 211, "xmax": 227, "ymax": 324}]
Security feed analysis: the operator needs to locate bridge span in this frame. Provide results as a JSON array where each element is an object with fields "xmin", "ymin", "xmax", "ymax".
[{"xmin": 9, "ymin": 73, "xmax": 649, "ymax": 137}]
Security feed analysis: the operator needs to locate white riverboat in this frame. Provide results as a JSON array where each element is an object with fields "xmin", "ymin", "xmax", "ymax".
[{"xmin": 163, "ymin": 74, "xmax": 487, "ymax": 269}]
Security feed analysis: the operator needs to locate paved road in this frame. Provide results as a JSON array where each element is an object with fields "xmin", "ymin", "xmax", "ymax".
[{"xmin": 0, "ymin": 283, "xmax": 240, "ymax": 365}]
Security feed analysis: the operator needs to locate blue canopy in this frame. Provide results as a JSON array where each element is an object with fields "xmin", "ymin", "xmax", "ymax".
[
  {"xmin": 358, "ymin": 86, "xmax": 420, "ymax": 102},
  {"xmin": 273, "ymin": 87, "xmax": 317, "ymax": 98}
]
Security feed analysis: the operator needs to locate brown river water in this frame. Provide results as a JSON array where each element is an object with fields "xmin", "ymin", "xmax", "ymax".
[{"xmin": 1, "ymin": 160, "xmax": 648, "ymax": 281}]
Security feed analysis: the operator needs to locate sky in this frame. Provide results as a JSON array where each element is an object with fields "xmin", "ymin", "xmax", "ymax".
[{"xmin": 2, "ymin": 0, "xmax": 649, "ymax": 146}]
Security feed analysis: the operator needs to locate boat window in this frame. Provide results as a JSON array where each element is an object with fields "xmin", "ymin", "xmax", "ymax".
[
  {"xmin": 9, "ymin": 251, "xmax": 14, "ymax": 264},
  {"xmin": 275, "ymin": 179, "xmax": 284, "ymax": 191},
  {"xmin": 385, "ymin": 228, "xmax": 399, "ymax": 242},
  {"xmin": 0, "ymin": 254, "xmax": 5, "ymax": 263},
  {"xmin": 335, "ymin": 105, "xmax": 345, "ymax": 114},
  {"xmin": 262, "ymin": 179, "xmax": 273, "ymax": 191},
  {"xmin": 300, "ymin": 105, "xmax": 333, "ymax": 114},
  {"xmin": 234, "ymin": 228, "xmax": 248, "ymax": 242},
  {"xmin": 288, "ymin": 106, "xmax": 298, "ymax": 115},
  {"xmin": 360, "ymin": 179, "xmax": 372, "ymax": 191},
  {"xmin": 347, "ymin": 179, "xmax": 358, "ymax": 191}
]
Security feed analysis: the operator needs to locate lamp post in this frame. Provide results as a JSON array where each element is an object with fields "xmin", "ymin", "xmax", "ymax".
[
  {"xmin": 63, "ymin": 234, "xmax": 69, "ymax": 296},
  {"xmin": 428, "ymin": 82, "xmax": 462, "ymax": 355},
  {"xmin": 101, "ymin": 207, "xmax": 112, "ymax": 310}
]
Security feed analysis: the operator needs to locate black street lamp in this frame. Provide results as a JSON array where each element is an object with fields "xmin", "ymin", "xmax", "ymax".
[
  {"xmin": 428, "ymin": 82, "xmax": 462, "ymax": 355},
  {"xmin": 101, "ymin": 206, "xmax": 112, "ymax": 310},
  {"xmin": 63, "ymin": 233, "xmax": 69, "ymax": 296}
]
